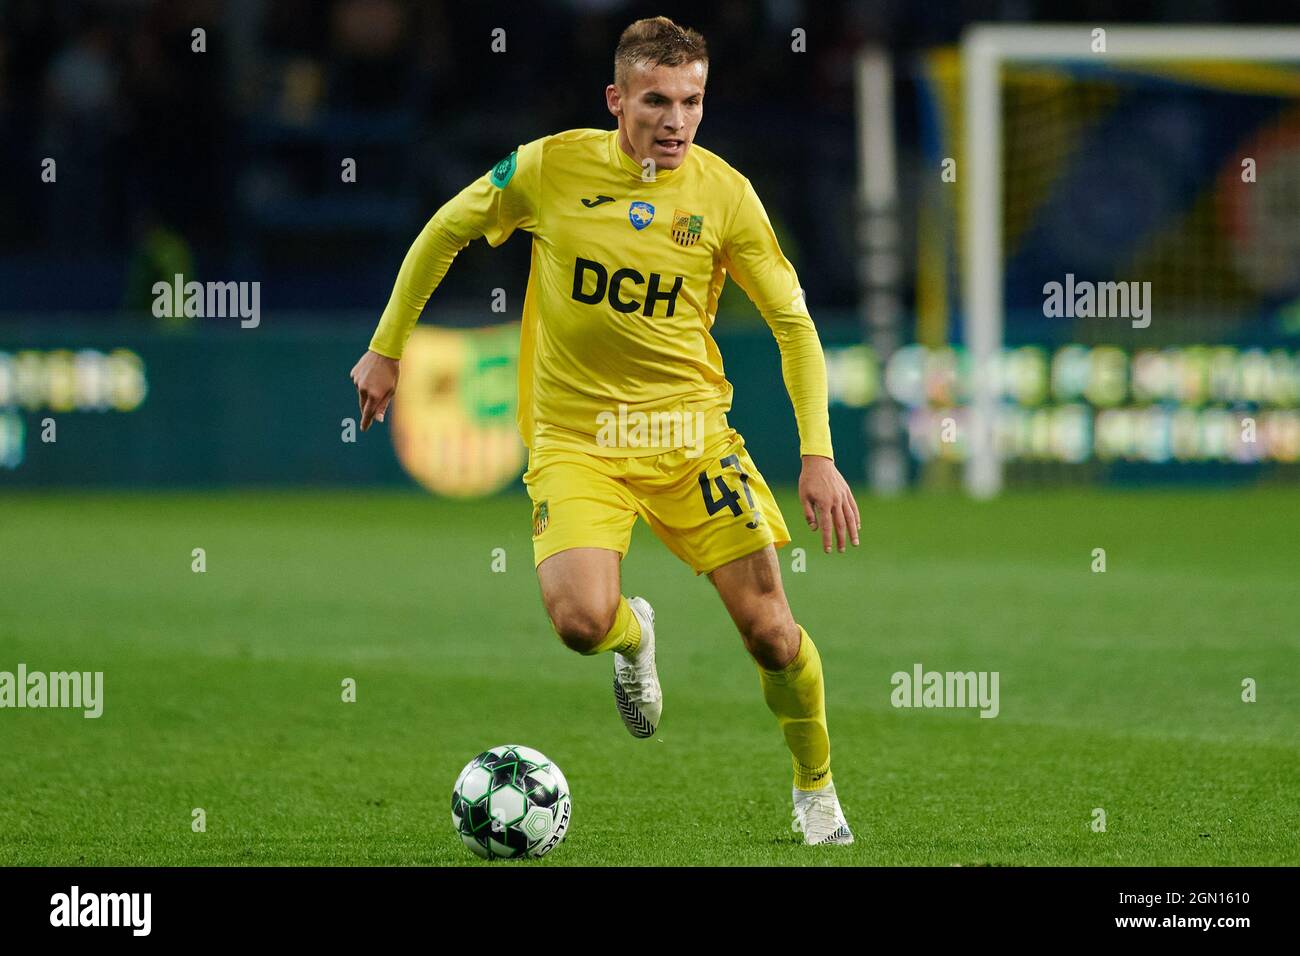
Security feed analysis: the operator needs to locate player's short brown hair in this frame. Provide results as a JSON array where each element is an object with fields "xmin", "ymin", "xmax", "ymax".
[{"xmin": 614, "ymin": 16, "xmax": 708, "ymax": 89}]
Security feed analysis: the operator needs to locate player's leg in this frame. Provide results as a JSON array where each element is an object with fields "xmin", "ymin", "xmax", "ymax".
[
  {"xmin": 634, "ymin": 428, "xmax": 851, "ymax": 843},
  {"xmin": 708, "ymin": 545, "xmax": 852, "ymax": 845},
  {"xmin": 526, "ymin": 452, "xmax": 662, "ymax": 737},
  {"xmin": 536, "ymin": 548, "xmax": 660, "ymax": 737},
  {"xmin": 535, "ymin": 546, "xmax": 624, "ymax": 653},
  {"xmin": 707, "ymin": 545, "xmax": 827, "ymax": 784}
]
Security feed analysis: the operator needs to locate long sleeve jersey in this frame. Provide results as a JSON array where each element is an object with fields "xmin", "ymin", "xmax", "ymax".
[{"xmin": 370, "ymin": 128, "xmax": 833, "ymax": 460}]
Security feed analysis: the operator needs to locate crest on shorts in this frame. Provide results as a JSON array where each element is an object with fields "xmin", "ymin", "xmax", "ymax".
[
  {"xmin": 532, "ymin": 500, "xmax": 549, "ymax": 537},
  {"xmin": 671, "ymin": 209, "xmax": 704, "ymax": 247}
]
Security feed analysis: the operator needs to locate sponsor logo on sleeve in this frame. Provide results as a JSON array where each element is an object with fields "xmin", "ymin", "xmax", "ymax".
[{"xmin": 490, "ymin": 151, "xmax": 518, "ymax": 189}]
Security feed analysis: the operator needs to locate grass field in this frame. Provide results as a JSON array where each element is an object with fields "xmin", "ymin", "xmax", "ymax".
[{"xmin": 0, "ymin": 487, "xmax": 1296, "ymax": 866}]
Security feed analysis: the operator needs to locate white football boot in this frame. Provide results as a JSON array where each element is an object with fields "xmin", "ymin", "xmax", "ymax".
[
  {"xmin": 612, "ymin": 597, "xmax": 661, "ymax": 738},
  {"xmin": 792, "ymin": 781, "xmax": 854, "ymax": 845}
]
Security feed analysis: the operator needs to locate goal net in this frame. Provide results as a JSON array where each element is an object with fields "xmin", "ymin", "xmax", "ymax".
[{"xmin": 913, "ymin": 26, "xmax": 1300, "ymax": 495}]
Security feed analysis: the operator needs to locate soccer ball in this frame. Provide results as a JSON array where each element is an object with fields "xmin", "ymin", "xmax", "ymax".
[{"xmin": 451, "ymin": 745, "xmax": 571, "ymax": 859}]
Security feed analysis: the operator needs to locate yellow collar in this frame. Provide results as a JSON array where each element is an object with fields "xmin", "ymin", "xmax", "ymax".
[{"xmin": 609, "ymin": 129, "xmax": 687, "ymax": 184}]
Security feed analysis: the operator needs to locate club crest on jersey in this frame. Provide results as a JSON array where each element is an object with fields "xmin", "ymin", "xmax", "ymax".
[
  {"xmin": 533, "ymin": 500, "xmax": 549, "ymax": 537},
  {"xmin": 671, "ymin": 209, "xmax": 704, "ymax": 247},
  {"xmin": 628, "ymin": 201, "xmax": 655, "ymax": 231}
]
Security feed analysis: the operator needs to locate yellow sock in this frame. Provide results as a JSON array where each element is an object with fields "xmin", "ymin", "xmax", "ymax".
[
  {"xmin": 580, "ymin": 596, "xmax": 642, "ymax": 656},
  {"xmin": 756, "ymin": 626, "xmax": 831, "ymax": 790}
]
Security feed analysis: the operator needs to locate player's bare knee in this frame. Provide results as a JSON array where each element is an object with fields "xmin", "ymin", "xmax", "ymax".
[
  {"xmin": 742, "ymin": 613, "xmax": 800, "ymax": 670},
  {"xmin": 548, "ymin": 597, "xmax": 617, "ymax": 654}
]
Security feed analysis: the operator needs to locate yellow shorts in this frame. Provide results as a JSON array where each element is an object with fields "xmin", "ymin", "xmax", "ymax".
[{"xmin": 524, "ymin": 427, "xmax": 790, "ymax": 575}]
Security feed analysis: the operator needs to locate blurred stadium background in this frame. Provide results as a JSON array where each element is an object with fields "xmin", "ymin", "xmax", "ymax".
[
  {"xmin": 4, "ymin": 0, "xmax": 1298, "ymax": 493},
  {"xmin": 1, "ymin": 0, "xmax": 1297, "ymax": 866}
]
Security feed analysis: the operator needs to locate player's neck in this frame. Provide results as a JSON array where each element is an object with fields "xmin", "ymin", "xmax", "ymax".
[
  {"xmin": 613, "ymin": 126, "xmax": 683, "ymax": 180},
  {"xmin": 615, "ymin": 127, "xmax": 642, "ymax": 164}
]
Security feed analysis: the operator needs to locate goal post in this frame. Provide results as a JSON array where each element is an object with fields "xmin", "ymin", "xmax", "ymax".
[
  {"xmin": 855, "ymin": 46, "xmax": 907, "ymax": 496},
  {"xmin": 960, "ymin": 24, "xmax": 1300, "ymax": 498}
]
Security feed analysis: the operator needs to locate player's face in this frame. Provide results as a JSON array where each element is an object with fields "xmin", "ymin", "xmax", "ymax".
[{"xmin": 610, "ymin": 61, "xmax": 706, "ymax": 170}]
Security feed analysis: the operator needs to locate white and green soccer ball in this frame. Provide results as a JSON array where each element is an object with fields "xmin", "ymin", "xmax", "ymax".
[{"xmin": 451, "ymin": 745, "xmax": 571, "ymax": 860}]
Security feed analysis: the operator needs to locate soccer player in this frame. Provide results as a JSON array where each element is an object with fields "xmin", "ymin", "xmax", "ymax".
[{"xmin": 350, "ymin": 16, "xmax": 860, "ymax": 845}]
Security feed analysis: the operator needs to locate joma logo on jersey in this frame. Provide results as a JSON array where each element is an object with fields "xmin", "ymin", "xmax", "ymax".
[{"xmin": 571, "ymin": 257, "xmax": 683, "ymax": 317}]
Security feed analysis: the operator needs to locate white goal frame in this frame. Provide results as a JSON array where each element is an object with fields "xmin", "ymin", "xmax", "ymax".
[{"xmin": 961, "ymin": 24, "xmax": 1300, "ymax": 497}]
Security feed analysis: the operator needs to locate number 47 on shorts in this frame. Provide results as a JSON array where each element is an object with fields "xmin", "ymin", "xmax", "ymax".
[{"xmin": 698, "ymin": 454, "xmax": 761, "ymax": 529}]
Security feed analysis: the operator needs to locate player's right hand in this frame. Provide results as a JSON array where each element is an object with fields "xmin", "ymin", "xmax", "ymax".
[{"xmin": 350, "ymin": 349, "xmax": 400, "ymax": 431}]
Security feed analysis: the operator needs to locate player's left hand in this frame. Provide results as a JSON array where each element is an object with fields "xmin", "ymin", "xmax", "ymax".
[{"xmin": 798, "ymin": 455, "xmax": 860, "ymax": 553}]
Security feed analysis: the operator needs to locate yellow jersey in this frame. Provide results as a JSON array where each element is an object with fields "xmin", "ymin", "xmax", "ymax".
[{"xmin": 369, "ymin": 128, "xmax": 833, "ymax": 460}]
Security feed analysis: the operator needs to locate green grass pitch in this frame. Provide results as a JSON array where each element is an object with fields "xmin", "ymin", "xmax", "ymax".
[{"xmin": 0, "ymin": 487, "xmax": 1295, "ymax": 866}]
